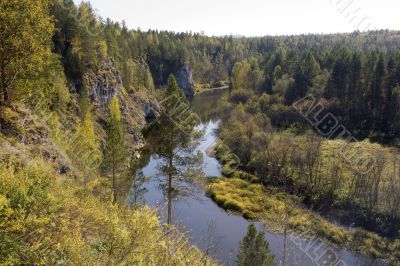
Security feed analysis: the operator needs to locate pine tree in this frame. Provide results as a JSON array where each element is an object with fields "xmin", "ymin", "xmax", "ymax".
[
  {"xmin": 371, "ymin": 54, "xmax": 386, "ymax": 130},
  {"xmin": 237, "ymin": 224, "xmax": 274, "ymax": 266},
  {"xmin": 348, "ymin": 53, "xmax": 363, "ymax": 125},
  {"xmin": 144, "ymin": 67, "xmax": 155, "ymax": 91},
  {"xmin": 103, "ymin": 96, "xmax": 126, "ymax": 204},
  {"xmin": 77, "ymin": 3, "xmax": 100, "ymax": 70},
  {"xmin": 145, "ymin": 75, "xmax": 202, "ymax": 224}
]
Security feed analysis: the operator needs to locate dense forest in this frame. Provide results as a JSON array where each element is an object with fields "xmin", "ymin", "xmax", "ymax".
[
  {"xmin": 49, "ymin": 0, "xmax": 400, "ymax": 141},
  {"xmin": 1, "ymin": 0, "xmax": 400, "ymax": 265}
]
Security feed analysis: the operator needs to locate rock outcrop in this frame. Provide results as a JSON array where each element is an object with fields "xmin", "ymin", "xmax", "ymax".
[
  {"xmin": 85, "ymin": 57, "xmax": 121, "ymax": 107},
  {"xmin": 133, "ymin": 95, "xmax": 160, "ymax": 120},
  {"xmin": 176, "ymin": 64, "xmax": 195, "ymax": 98},
  {"xmin": 84, "ymin": 56, "xmax": 159, "ymax": 149}
]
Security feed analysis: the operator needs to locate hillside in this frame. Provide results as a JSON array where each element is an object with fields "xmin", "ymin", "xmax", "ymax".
[{"xmin": 0, "ymin": 0, "xmax": 216, "ymax": 264}]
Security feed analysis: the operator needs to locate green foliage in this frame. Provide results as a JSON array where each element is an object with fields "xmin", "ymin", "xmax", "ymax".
[
  {"xmin": 81, "ymin": 111, "xmax": 99, "ymax": 152},
  {"xmin": 122, "ymin": 59, "xmax": 155, "ymax": 92},
  {"xmin": 232, "ymin": 61, "xmax": 251, "ymax": 90},
  {"xmin": 208, "ymin": 177, "xmax": 395, "ymax": 262},
  {"xmin": 0, "ymin": 93, "xmax": 215, "ymax": 265},
  {"xmin": 47, "ymin": 0, "xmax": 400, "ymax": 140},
  {"xmin": 272, "ymin": 74, "xmax": 295, "ymax": 97},
  {"xmin": 3, "ymin": 0, "xmax": 400, "ymax": 264},
  {"xmin": 218, "ymin": 88, "xmax": 400, "ymax": 236},
  {"xmin": 79, "ymin": 81, "xmax": 91, "ymax": 121},
  {"xmin": 0, "ymin": 0, "xmax": 54, "ymax": 104},
  {"xmin": 237, "ymin": 224, "xmax": 274, "ymax": 266},
  {"xmin": 103, "ymin": 96, "xmax": 126, "ymax": 203},
  {"xmin": 167, "ymin": 74, "xmax": 186, "ymax": 102},
  {"xmin": 0, "ymin": 158, "xmax": 215, "ymax": 265},
  {"xmin": 229, "ymin": 89, "xmax": 255, "ymax": 104},
  {"xmin": 144, "ymin": 75, "xmax": 203, "ymax": 223}
]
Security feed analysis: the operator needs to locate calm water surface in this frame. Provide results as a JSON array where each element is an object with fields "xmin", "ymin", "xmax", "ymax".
[{"xmin": 130, "ymin": 90, "xmax": 386, "ymax": 266}]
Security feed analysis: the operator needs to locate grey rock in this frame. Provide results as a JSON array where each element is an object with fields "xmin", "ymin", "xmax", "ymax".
[
  {"xmin": 176, "ymin": 64, "xmax": 195, "ymax": 98},
  {"xmin": 85, "ymin": 57, "xmax": 122, "ymax": 107},
  {"xmin": 134, "ymin": 96, "xmax": 160, "ymax": 120}
]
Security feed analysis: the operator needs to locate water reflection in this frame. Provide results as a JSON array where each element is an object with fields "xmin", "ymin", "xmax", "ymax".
[
  {"xmin": 140, "ymin": 89, "xmax": 204, "ymax": 224},
  {"xmin": 129, "ymin": 90, "xmax": 386, "ymax": 266}
]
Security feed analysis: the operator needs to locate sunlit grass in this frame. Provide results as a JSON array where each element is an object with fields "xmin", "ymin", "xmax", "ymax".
[{"xmin": 208, "ymin": 177, "xmax": 396, "ymax": 262}]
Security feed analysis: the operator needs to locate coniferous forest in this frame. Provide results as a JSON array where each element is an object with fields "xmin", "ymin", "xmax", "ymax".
[{"xmin": 1, "ymin": 0, "xmax": 400, "ymax": 265}]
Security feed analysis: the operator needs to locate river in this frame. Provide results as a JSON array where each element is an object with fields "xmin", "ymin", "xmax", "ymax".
[{"xmin": 129, "ymin": 89, "xmax": 386, "ymax": 266}]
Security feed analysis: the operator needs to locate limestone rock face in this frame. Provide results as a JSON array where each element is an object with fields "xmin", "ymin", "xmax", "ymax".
[
  {"xmin": 118, "ymin": 91, "xmax": 160, "ymax": 148},
  {"xmin": 84, "ymin": 56, "xmax": 159, "ymax": 148},
  {"xmin": 133, "ymin": 95, "xmax": 160, "ymax": 120},
  {"xmin": 85, "ymin": 57, "xmax": 122, "ymax": 107},
  {"xmin": 176, "ymin": 64, "xmax": 195, "ymax": 99}
]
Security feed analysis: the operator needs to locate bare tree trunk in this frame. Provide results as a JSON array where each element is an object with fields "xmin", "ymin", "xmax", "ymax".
[
  {"xmin": 167, "ymin": 127, "xmax": 175, "ymax": 224},
  {"xmin": 3, "ymin": 90, "xmax": 8, "ymax": 104},
  {"xmin": 200, "ymin": 220, "xmax": 221, "ymax": 265},
  {"xmin": 0, "ymin": 61, "xmax": 5, "ymax": 104},
  {"xmin": 167, "ymin": 173, "xmax": 172, "ymax": 224},
  {"xmin": 83, "ymin": 164, "xmax": 88, "ymax": 192},
  {"xmin": 283, "ymin": 205, "xmax": 288, "ymax": 266},
  {"xmin": 112, "ymin": 152, "xmax": 117, "ymax": 204}
]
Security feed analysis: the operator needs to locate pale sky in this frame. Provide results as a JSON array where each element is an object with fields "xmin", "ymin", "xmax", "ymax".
[{"xmin": 74, "ymin": 0, "xmax": 400, "ymax": 36}]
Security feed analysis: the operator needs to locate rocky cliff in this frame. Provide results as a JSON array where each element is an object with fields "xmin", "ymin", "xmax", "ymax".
[
  {"xmin": 176, "ymin": 64, "xmax": 195, "ymax": 99},
  {"xmin": 84, "ymin": 56, "xmax": 159, "ymax": 148},
  {"xmin": 85, "ymin": 57, "xmax": 121, "ymax": 107}
]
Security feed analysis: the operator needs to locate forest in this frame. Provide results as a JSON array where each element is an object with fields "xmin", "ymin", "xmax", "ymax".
[{"xmin": 1, "ymin": 0, "xmax": 400, "ymax": 265}]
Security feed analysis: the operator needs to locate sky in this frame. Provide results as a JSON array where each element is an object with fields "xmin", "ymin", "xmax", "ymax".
[{"xmin": 74, "ymin": 0, "xmax": 400, "ymax": 36}]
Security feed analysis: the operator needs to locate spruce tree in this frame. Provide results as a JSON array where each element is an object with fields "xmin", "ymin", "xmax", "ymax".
[{"xmin": 237, "ymin": 224, "xmax": 274, "ymax": 266}]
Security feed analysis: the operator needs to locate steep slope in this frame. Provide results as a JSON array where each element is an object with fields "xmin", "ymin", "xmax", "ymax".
[{"xmin": 0, "ymin": 97, "xmax": 216, "ymax": 265}]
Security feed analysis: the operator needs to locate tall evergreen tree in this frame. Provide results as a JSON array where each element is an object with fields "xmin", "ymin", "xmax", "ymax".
[
  {"xmin": 237, "ymin": 224, "xmax": 274, "ymax": 266},
  {"xmin": 103, "ymin": 96, "xmax": 126, "ymax": 204},
  {"xmin": 144, "ymin": 75, "xmax": 203, "ymax": 224},
  {"xmin": 371, "ymin": 54, "xmax": 386, "ymax": 130}
]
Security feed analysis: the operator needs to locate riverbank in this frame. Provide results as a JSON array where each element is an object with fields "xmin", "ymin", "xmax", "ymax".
[
  {"xmin": 135, "ymin": 89, "xmax": 396, "ymax": 265},
  {"xmin": 207, "ymin": 146, "xmax": 400, "ymax": 265},
  {"xmin": 195, "ymin": 83, "xmax": 230, "ymax": 95}
]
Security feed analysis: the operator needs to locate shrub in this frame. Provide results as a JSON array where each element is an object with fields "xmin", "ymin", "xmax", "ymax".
[{"xmin": 229, "ymin": 89, "xmax": 254, "ymax": 104}]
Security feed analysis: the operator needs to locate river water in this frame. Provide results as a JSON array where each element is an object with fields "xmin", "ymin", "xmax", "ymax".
[{"xmin": 129, "ymin": 89, "xmax": 386, "ymax": 266}]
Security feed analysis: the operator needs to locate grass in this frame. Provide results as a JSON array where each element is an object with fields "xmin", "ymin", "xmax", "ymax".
[
  {"xmin": 207, "ymin": 177, "xmax": 399, "ymax": 264},
  {"xmin": 194, "ymin": 81, "xmax": 229, "ymax": 95}
]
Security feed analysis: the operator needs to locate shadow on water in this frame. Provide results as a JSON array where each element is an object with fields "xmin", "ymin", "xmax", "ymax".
[{"xmin": 128, "ymin": 89, "xmax": 386, "ymax": 266}]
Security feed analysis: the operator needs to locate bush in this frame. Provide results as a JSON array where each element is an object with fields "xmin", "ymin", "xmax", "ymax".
[
  {"xmin": 229, "ymin": 89, "xmax": 254, "ymax": 104},
  {"xmin": 0, "ymin": 156, "xmax": 216, "ymax": 265}
]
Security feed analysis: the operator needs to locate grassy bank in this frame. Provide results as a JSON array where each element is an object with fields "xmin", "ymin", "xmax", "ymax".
[
  {"xmin": 207, "ymin": 177, "xmax": 399, "ymax": 264},
  {"xmin": 194, "ymin": 82, "xmax": 230, "ymax": 95},
  {"xmin": 211, "ymin": 138, "xmax": 400, "ymax": 263}
]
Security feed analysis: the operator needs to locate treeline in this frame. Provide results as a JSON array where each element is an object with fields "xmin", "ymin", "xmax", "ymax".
[
  {"xmin": 228, "ymin": 47, "xmax": 400, "ymax": 141},
  {"xmin": 50, "ymin": 1, "xmax": 400, "ymax": 101}
]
